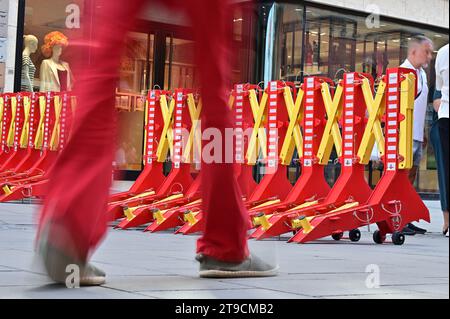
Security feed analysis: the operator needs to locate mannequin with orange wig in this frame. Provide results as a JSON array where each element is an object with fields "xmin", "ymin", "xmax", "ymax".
[{"xmin": 39, "ymin": 31, "xmax": 74, "ymax": 92}]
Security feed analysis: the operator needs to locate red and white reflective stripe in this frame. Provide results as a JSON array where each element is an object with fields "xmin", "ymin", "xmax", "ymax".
[
  {"xmin": 29, "ymin": 93, "xmax": 37, "ymax": 147},
  {"xmin": 146, "ymin": 91, "xmax": 157, "ymax": 164},
  {"xmin": 303, "ymin": 77, "xmax": 316, "ymax": 167},
  {"xmin": 13, "ymin": 94, "xmax": 23, "ymax": 151},
  {"xmin": 235, "ymin": 84, "xmax": 245, "ymax": 163},
  {"xmin": 1, "ymin": 95, "xmax": 10, "ymax": 151},
  {"xmin": 59, "ymin": 93, "xmax": 69, "ymax": 151},
  {"xmin": 385, "ymin": 70, "xmax": 400, "ymax": 171},
  {"xmin": 173, "ymin": 90, "xmax": 184, "ymax": 169},
  {"xmin": 343, "ymin": 73, "xmax": 356, "ymax": 167},
  {"xmin": 267, "ymin": 81, "xmax": 279, "ymax": 168},
  {"xmin": 43, "ymin": 92, "xmax": 53, "ymax": 150}
]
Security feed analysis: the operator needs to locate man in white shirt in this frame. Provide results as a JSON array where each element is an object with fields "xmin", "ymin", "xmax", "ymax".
[
  {"xmin": 435, "ymin": 43, "xmax": 449, "ymax": 236},
  {"xmin": 400, "ymin": 35, "xmax": 434, "ymax": 235}
]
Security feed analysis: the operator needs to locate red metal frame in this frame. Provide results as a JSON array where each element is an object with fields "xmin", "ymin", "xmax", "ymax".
[
  {"xmin": 114, "ymin": 89, "xmax": 198, "ymax": 229},
  {"xmin": 107, "ymin": 90, "xmax": 173, "ymax": 220},
  {"xmin": 0, "ymin": 92, "xmax": 70, "ymax": 202},
  {"xmin": 0, "ymin": 94, "xmax": 15, "ymax": 166},
  {"xmin": 288, "ymin": 68, "xmax": 430, "ymax": 245},
  {"xmin": 251, "ymin": 73, "xmax": 374, "ymax": 240},
  {"xmin": 0, "ymin": 93, "xmax": 45, "ymax": 179}
]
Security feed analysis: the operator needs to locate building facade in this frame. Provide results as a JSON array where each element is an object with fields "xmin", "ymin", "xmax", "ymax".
[{"xmin": 3, "ymin": 0, "xmax": 450, "ymax": 194}]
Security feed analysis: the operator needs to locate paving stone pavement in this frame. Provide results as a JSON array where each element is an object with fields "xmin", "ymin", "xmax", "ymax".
[{"xmin": 0, "ymin": 183, "xmax": 448, "ymax": 299}]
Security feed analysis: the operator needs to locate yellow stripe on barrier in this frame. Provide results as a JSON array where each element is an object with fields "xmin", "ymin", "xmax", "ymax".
[
  {"xmin": 142, "ymin": 97, "xmax": 149, "ymax": 165},
  {"xmin": 153, "ymin": 193, "xmax": 184, "ymax": 204},
  {"xmin": 7, "ymin": 96, "xmax": 17, "ymax": 147},
  {"xmin": 328, "ymin": 202, "xmax": 360, "ymax": 213},
  {"xmin": 280, "ymin": 87, "xmax": 304, "ymax": 165},
  {"xmin": 399, "ymin": 72, "xmax": 416, "ymax": 170},
  {"xmin": 156, "ymin": 95, "xmax": 175, "ymax": 163},
  {"xmin": 50, "ymin": 95, "xmax": 63, "ymax": 151},
  {"xmin": 286, "ymin": 200, "xmax": 319, "ymax": 212},
  {"xmin": 183, "ymin": 94, "xmax": 202, "ymax": 164},
  {"xmin": 358, "ymin": 79, "xmax": 387, "ymax": 165},
  {"xmin": 317, "ymin": 82, "xmax": 344, "ymax": 165},
  {"xmin": 129, "ymin": 190, "xmax": 156, "ymax": 201},
  {"xmin": 34, "ymin": 96, "xmax": 46, "ymax": 150},
  {"xmin": 247, "ymin": 90, "xmax": 268, "ymax": 165},
  {"xmin": 253, "ymin": 199, "xmax": 282, "ymax": 210},
  {"xmin": 20, "ymin": 96, "xmax": 32, "ymax": 149}
]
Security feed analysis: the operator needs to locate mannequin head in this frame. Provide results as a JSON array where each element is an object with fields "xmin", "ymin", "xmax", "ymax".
[
  {"xmin": 41, "ymin": 31, "xmax": 69, "ymax": 60},
  {"xmin": 52, "ymin": 45, "xmax": 63, "ymax": 60},
  {"xmin": 23, "ymin": 35, "xmax": 39, "ymax": 54}
]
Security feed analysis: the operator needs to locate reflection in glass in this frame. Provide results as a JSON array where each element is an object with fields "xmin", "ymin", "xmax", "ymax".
[{"xmin": 271, "ymin": 3, "xmax": 449, "ymax": 193}]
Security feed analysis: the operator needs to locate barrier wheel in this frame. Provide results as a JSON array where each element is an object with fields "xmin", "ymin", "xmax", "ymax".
[
  {"xmin": 349, "ymin": 229, "xmax": 361, "ymax": 242},
  {"xmin": 373, "ymin": 230, "xmax": 386, "ymax": 244},
  {"xmin": 332, "ymin": 232, "xmax": 344, "ymax": 241},
  {"xmin": 392, "ymin": 232, "xmax": 405, "ymax": 246}
]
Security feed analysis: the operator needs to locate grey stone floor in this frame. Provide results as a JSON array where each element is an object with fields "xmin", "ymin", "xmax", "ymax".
[{"xmin": 0, "ymin": 183, "xmax": 448, "ymax": 299}]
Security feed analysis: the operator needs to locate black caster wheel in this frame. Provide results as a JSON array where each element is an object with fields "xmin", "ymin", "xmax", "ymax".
[
  {"xmin": 373, "ymin": 230, "xmax": 386, "ymax": 244},
  {"xmin": 349, "ymin": 229, "xmax": 361, "ymax": 242},
  {"xmin": 392, "ymin": 231, "xmax": 406, "ymax": 246},
  {"xmin": 332, "ymin": 232, "xmax": 344, "ymax": 241}
]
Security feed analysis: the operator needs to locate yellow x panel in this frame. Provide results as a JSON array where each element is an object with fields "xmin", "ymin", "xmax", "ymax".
[
  {"xmin": 156, "ymin": 95, "xmax": 175, "ymax": 162},
  {"xmin": 34, "ymin": 96, "xmax": 47, "ymax": 150},
  {"xmin": 399, "ymin": 72, "xmax": 416, "ymax": 170},
  {"xmin": 7, "ymin": 96, "xmax": 17, "ymax": 147},
  {"xmin": 317, "ymin": 82, "xmax": 344, "ymax": 165},
  {"xmin": 357, "ymin": 79, "xmax": 387, "ymax": 165},
  {"xmin": 246, "ymin": 90, "xmax": 268, "ymax": 165},
  {"xmin": 183, "ymin": 94, "xmax": 202, "ymax": 164},
  {"xmin": 142, "ymin": 97, "xmax": 150, "ymax": 165},
  {"xmin": 280, "ymin": 87, "xmax": 304, "ymax": 165},
  {"xmin": 20, "ymin": 96, "xmax": 32, "ymax": 149},
  {"xmin": 49, "ymin": 95, "xmax": 63, "ymax": 151},
  {"xmin": 228, "ymin": 94, "xmax": 235, "ymax": 111}
]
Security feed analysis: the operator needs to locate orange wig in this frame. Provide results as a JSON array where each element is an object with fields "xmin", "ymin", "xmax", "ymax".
[{"xmin": 41, "ymin": 31, "xmax": 69, "ymax": 58}]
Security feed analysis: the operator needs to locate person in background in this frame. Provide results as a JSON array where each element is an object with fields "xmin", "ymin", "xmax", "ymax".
[
  {"xmin": 400, "ymin": 35, "xmax": 434, "ymax": 236},
  {"xmin": 435, "ymin": 43, "xmax": 449, "ymax": 237}
]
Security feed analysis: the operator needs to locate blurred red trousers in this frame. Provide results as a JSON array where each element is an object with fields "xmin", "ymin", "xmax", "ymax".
[{"xmin": 37, "ymin": 0, "xmax": 250, "ymax": 263}]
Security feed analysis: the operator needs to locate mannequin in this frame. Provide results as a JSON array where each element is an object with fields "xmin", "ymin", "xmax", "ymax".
[
  {"xmin": 40, "ymin": 31, "xmax": 74, "ymax": 92},
  {"xmin": 21, "ymin": 35, "xmax": 38, "ymax": 92}
]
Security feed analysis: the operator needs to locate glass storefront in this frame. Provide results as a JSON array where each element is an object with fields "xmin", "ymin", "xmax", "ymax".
[
  {"xmin": 15, "ymin": 0, "xmax": 449, "ymax": 194},
  {"xmin": 18, "ymin": 0, "xmax": 256, "ymax": 172},
  {"xmin": 262, "ymin": 2, "xmax": 449, "ymax": 194}
]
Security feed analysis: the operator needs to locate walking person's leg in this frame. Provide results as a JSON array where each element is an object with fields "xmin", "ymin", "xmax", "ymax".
[
  {"xmin": 184, "ymin": 0, "xmax": 278, "ymax": 277},
  {"xmin": 36, "ymin": 0, "xmax": 148, "ymax": 285}
]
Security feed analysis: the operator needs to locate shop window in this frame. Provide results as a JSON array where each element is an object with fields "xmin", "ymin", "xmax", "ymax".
[
  {"xmin": 164, "ymin": 37, "xmax": 198, "ymax": 90},
  {"xmin": 22, "ymin": 0, "xmax": 85, "ymax": 93},
  {"xmin": 268, "ymin": 2, "xmax": 449, "ymax": 193},
  {"xmin": 115, "ymin": 32, "xmax": 154, "ymax": 171}
]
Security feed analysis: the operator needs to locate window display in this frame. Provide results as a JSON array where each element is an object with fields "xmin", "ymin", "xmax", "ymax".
[{"xmin": 269, "ymin": 3, "xmax": 449, "ymax": 193}]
